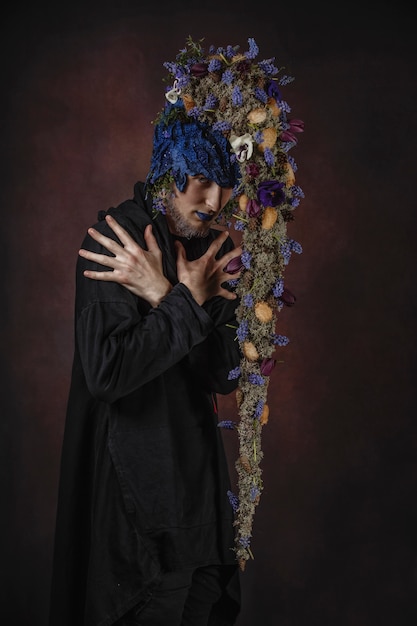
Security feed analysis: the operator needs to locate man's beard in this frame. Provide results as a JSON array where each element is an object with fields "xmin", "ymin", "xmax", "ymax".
[{"xmin": 165, "ymin": 194, "xmax": 210, "ymax": 239}]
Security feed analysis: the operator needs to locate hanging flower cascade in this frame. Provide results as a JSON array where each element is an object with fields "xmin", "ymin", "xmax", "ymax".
[{"xmin": 153, "ymin": 37, "xmax": 304, "ymax": 570}]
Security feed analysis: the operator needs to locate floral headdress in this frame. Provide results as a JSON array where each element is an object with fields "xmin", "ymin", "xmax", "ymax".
[{"xmin": 148, "ymin": 36, "xmax": 304, "ymax": 570}]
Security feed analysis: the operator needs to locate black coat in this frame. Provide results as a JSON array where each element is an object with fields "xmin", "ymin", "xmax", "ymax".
[{"xmin": 49, "ymin": 183, "xmax": 242, "ymax": 625}]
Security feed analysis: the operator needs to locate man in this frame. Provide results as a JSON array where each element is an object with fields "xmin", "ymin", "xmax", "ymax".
[{"xmin": 49, "ymin": 92, "xmax": 243, "ymax": 624}]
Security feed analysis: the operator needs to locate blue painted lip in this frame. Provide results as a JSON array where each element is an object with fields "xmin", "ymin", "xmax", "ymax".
[{"xmin": 196, "ymin": 211, "xmax": 212, "ymax": 222}]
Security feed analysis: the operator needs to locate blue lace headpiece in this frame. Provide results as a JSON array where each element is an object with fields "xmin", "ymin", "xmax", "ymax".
[{"xmin": 147, "ymin": 102, "xmax": 240, "ymax": 193}]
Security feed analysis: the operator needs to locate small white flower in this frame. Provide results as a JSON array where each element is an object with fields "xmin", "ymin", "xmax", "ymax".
[
  {"xmin": 165, "ymin": 80, "xmax": 181, "ymax": 104},
  {"xmin": 230, "ymin": 133, "xmax": 254, "ymax": 162}
]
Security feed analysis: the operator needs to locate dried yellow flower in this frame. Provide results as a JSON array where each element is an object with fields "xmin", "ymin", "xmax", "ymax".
[
  {"xmin": 261, "ymin": 206, "xmax": 278, "ymax": 230},
  {"xmin": 284, "ymin": 161, "xmax": 296, "ymax": 187},
  {"xmin": 182, "ymin": 94, "xmax": 195, "ymax": 111},
  {"xmin": 267, "ymin": 97, "xmax": 281, "ymax": 117},
  {"xmin": 236, "ymin": 388, "xmax": 243, "ymax": 408},
  {"xmin": 260, "ymin": 404, "xmax": 269, "ymax": 426},
  {"xmin": 257, "ymin": 127, "xmax": 277, "ymax": 152},
  {"xmin": 238, "ymin": 558, "xmax": 247, "ymax": 572},
  {"xmin": 239, "ymin": 455, "xmax": 252, "ymax": 472},
  {"xmin": 238, "ymin": 194, "xmax": 249, "ymax": 211},
  {"xmin": 247, "ymin": 108, "xmax": 267, "ymax": 124},
  {"xmin": 254, "ymin": 301, "xmax": 273, "ymax": 322},
  {"xmin": 243, "ymin": 341, "xmax": 259, "ymax": 362}
]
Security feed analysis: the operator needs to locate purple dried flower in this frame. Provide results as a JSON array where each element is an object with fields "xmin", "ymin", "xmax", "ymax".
[
  {"xmin": 257, "ymin": 180, "xmax": 285, "ymax": 207},
  {"xmin": 190, "ymin": 62, "xmax": 209, "ymax": 77},
  {"xmin": 223, "ymin": 254, "xmax": 244, "ymax": 274},
  {"xmin": 280, "ymin": 130, "xmax": 298, "ymax": 143},
  {"xmin": 280, "ymin": 287, "xmax": 296, "ymax": 306},
  {"xmin": 260, "ymin": 358, "xmax": 276, "ymax": 376},
  {"xmin": 246, "ymin": 199, "xmax": 261, "ymax": 218},
  {"xmin": 265, "ymin": 79, "xmax": 282, "ymax": 100},
  {"xmin": 246, "ymin": 162, "xmax": 260, "ymax": 178}
]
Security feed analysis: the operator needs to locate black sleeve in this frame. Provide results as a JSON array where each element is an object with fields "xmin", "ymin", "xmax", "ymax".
[{"xmin": 74, "ymin": 225, "xmax": 216, "ymax": 404}]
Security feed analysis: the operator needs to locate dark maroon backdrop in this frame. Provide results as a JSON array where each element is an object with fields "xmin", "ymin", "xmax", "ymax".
[{"xmin": 2, "ymin": 2, "xmax": 417, "ymax": 624}]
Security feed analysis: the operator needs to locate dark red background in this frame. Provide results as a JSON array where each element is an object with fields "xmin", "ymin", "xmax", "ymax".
[{"xmin": 1, "ymin": 2, "xmax": 417, "ymax": 624}]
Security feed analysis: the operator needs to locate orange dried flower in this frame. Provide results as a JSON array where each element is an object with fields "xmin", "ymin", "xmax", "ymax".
[
  {"xmin": 261, "ymin": 206, "xmax": 278, "ymax": 230},
  {"xmin": 254, "ymin": 301, "xmax": 273, "ymax": 322}
]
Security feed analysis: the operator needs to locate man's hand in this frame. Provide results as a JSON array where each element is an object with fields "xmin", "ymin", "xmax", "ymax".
[
  {"xmin": 79, "ymin": 215, "xmax": 172, "ymax": 307},
  {"xmin": 176, "ymin": 230, "xmax": 242, "ymax": 305}
]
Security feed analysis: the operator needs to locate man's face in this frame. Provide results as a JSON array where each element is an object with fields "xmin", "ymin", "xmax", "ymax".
[{"xmin": 165, "ymin": 175, "xmax": 233, "ymax": 238}]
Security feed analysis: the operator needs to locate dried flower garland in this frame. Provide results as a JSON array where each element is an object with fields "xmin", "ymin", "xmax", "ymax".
[{"xmin": 148, "ymin": 36, "xmax": 304, "ymax": 569}]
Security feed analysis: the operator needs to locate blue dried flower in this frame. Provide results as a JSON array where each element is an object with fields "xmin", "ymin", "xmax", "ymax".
[
  {"xmin": 248, "ymin": 373, "xmax": 265, "ymax": 385},
  {"xmin": 239, "ymin": 535, "xmax": 251, "ymax": 548},
  {"xmin": 227, "ymin": 490, "xmax": 240, "ymax": 512},
  {"xmin": 204, "ymin": 93, "xmax": 218, "ymax": 110},
  {"xmin": 212, "ymin": 121, "xmax": 232, "ymax": 133},
  {"xmin": 241, "ymin": 250, "xmax": 252, "ymax": 269},
  {"xmin": 232, "ymin": 85, "xmax": 243, "ymax": 106},
  {"xmin": 254, "ymin": 399, "xmax": 264, "ymax": 418},
  {"xmin": 243, "ymin": 294, "xmax": 254, "ymax": 307},
  {"xmin": 290, "ymin": 239, "xmax": 303, "ymax": 254},
  {"xmin": 254, "ymin": 87, "xmax": 268, "ymax": 103},
  {"xmin": 217, "ymin": 420, "xmax": 236, "ymax": 429},
  {"xmin": 222, "ymin": 69, "xmax": 234, "ymax": 85},
  {"xmin": 234, "ymin": 220, "xmax": 245, "ymax": 231},
  {"xmin": 237, "ymin": 319, "xmax": 249, "ymax": 341},
  {"xmin": 228, "ymin": 366, "xmax": 241, "ymax": 380},
  {"xmin": 264, "ymin": 147, "xmax": 275, "ymax": 166},
  {"xmin": 279, "ymin": 75, "xmax": 295, "ymax": 86},
  {"xmin": 273, "ymin": 278, "xmax": 284, "ymax": 298},
  {"xmin": 271, "ymin": 334, "xmax": 290, "ymax": 346},
  {"xmin": 208, "ymin": 58, "xmax": 222, "ymax": 72},
  {"xmin": 250, "ymin": 486, "xmax": 260, "ymax": 502},
  {"xmin": 259, "ymin": 59, "xmax": 279, "ymax": 76},
  {"xmin": 245, "ymin": 37, "xmax": 259, "ymax": 60}
]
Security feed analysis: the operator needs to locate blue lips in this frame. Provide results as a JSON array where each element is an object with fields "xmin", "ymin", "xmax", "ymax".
[{"xmin": 196, "ymin": 211, "xmax": 212, "ymax": 222}]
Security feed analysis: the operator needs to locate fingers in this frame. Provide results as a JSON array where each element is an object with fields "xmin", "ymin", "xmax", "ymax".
[
  {"xmin": 82, "ymin": 269, "xmax": 116, "ymax": 282},
  {"xmin": 205, "ymin": 230, "xmax": 230, "ymax": 258},
  {"xmin": 143, "ymin": 224, "xmax": 161, "ymax": 254},
  {"xmin": 79, "ymin": 248, "xmax": 116, "ymax": 269},
  {"xmin": 104, "ymin": 214, "xmax": 134, "ymax": 247},
  {"xmin": 85, "ymin": 226, "xmax": 121, "ymax": 256}
]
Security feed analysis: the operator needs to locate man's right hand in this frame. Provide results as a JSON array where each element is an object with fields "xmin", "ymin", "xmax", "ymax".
[{"xmin": 79, "ymin": 215, "xmax": 172, "ymax": 307}]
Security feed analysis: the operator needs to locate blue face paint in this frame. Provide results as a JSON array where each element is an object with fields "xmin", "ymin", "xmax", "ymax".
[{"xmin": 196, "ymin": 211, "xmax": 213, "ymax": 222}]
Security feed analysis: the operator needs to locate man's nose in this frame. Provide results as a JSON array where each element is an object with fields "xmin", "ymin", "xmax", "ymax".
[{"xmin": 204, "ymin": 183, "xmax": 223, "ymax": 211}]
